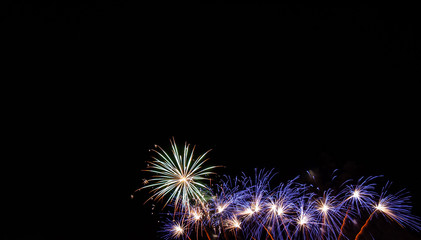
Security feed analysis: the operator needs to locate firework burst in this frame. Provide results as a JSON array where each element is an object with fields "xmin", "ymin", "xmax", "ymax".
[
  {"xmin": 314, "ymin": 189, "xmax": 345, "ymax": 240},
  {"xmin": 355, "ymin": 182, "xmax": 421, "ymax": 240},
  {"xmin": 139, "ymin": 138, "xmax": 217, "ymax": 211}
]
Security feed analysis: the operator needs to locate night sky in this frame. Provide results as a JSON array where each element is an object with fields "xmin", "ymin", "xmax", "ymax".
[{"xmin": 3, "ymin": 3, "xmax": 420, "ymax": 240}]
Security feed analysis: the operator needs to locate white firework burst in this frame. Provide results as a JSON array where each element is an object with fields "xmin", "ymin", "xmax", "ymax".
[{"xmin": 141, "ymin": 138, "xmax": 217, "ymax": 210}]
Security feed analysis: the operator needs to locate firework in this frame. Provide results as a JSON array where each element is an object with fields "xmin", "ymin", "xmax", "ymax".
[
  {"xmin": 136, "ymin": 139, "xmax": 421, "ymax": 240},
  {"xmin": 139, "ymin": 138, "xmax": 217, "ymax": 211},
  {"xmin": 160, "ymin": 218, "xmax": 190, "ymax": 240},
  {"xmin": 342, "ymin": 176, "xmax": 379, "ymax": 215},
  {"xmin": 263, "ymin": 177, "xmax": 299, "ymax": 240},
  {"xmin": 374, "ymin": 182, "xmax": 421, "ymax": 231},
  {"xmin": 314, "ymin": 189, "xmax": 345, "ymax": 240},
  {"xmin": 290, "ymin": 192, "xmax": 322, "ymax": 240},
  {"xmin": 355, "ymin": 182, "xmax": 421, "ymax": 240},
  {"xmin": 337, "ymin": 176, "xmax": 379, "ymax": 240}
]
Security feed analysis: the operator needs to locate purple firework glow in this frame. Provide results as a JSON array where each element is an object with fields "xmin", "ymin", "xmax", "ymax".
[{"xmin": 135, "ymin": 140, "xmax": 421, "ymax": 240}]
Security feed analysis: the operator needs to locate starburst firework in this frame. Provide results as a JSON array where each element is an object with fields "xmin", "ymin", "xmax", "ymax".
[{"xmin": 140, "ymin": 138, "xmax": 217, "ymax": 210}]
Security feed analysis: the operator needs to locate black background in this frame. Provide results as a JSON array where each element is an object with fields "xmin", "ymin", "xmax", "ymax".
[{"xmin": 3, "ymin": 3, "xmax": 421, "ymax": 240}]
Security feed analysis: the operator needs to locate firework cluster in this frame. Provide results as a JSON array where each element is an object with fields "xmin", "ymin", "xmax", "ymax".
[{"xmin": 136, "ymin": 140, "xmax": 421, "ymax": 240}]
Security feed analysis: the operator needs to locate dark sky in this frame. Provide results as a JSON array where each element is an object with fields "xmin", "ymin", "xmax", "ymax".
[{"xmin": 3, "ymin": 3, "xmax": 420, "ymax": 240}]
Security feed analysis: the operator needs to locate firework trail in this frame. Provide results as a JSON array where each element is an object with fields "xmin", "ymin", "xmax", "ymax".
[{"xmin": 135, "ymin": 139, "xmax": 421, "ymax": 240}]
